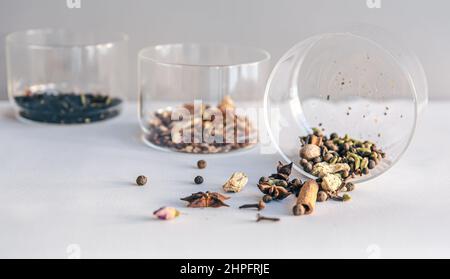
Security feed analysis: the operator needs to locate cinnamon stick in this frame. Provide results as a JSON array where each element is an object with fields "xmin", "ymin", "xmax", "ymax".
[{"xmin": 293, "ymin": 180, "xmax": 319, "ymax": 216}]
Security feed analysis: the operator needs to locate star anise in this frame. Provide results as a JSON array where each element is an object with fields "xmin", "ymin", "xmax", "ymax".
[
  {"xmin": 269, "ymin": 162, "xmax": 293, "ymax": 181},
  {"xmin": 257, "ymin": 183, "xmax": 291, "ymax": 201},
  {"xmin": 181, "ymin": 191, "xmax": 230, "ymax": 208},
  {"xmin": 287, "ymin": 178, "xmax": 303, "ymax": 197}
]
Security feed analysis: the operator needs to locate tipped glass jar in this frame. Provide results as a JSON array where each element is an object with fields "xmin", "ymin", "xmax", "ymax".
[
  {"xmin": 139, "ymin": 43, "xmax": 271, "ymax": 154},
  {"xmin": 6, "ymin": 29, "xmax": 128, "ymax": 124},
  {"xmin": 264, "ymin": 27, "xmax": 428, "ymax": 182}
]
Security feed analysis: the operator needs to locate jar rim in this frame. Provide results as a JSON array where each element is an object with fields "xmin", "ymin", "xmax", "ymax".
[
  {"xmin": 6, "ymin": 29, "xmax": 129, "ymax": 49},
  {"xmin": 138, "ymin": 43, "xmax": 271, "ymax": 68}
]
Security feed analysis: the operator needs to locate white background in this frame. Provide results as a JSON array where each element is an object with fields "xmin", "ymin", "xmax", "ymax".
[{"xmin": 0, "ymin": 0, "xmax": 449, "ymax": 100}]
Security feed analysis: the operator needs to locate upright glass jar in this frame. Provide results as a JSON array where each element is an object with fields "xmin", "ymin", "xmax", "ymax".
[
  {"xmin": 6, "ymin": 29, "xmax": 128, "ymax": 124},
  {"xmin": 264, "ymin": 28, "xmax": 428, "ymax": 182},
  {"xmin": 139, "ymin": 43, "xmax": 271, "ymax": 154}
]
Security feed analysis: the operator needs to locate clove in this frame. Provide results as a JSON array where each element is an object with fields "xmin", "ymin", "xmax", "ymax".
[
  {"xmin": 256, "ymin": 214, "xmax": 280, "ymax": 222},
  {"xmin": 239, "ymin": 200, "xmax": 266, "ymax": 211}
]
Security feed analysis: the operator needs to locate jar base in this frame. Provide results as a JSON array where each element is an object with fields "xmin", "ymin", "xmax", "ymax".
[
  {"xmin": 141, "ymin": 134, "xmax": 258, "ymax": 154},
  {"xmin": 13, "ymin": 92, "xmax": 123, "ymax": 125}
]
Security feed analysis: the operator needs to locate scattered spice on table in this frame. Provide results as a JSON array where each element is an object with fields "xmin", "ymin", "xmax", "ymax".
[
  {"xmin": 223, "ymin": 172, "xmax": 248, "ymax": 193},
  {"xmin": 194, "ymin": 176, "xmax": 204, "ymax": 185},
  {"xmin": 181, "ymin": 192, "xmax": 230, "ymax": 208},
  {"xmin": 136, "ymin": 175, "xmax": 148, "ymax": 186},
  {"xmin": 257, "ymin": 162, "xmax": 303, "ymax": 202},
  {"xmin": 239, "ymin": 200, "xmax": 266, "ymax": 211},
  {"xmin": 256, "ymin": 214, "xmax": 280, "ymax": 223},
  {"xmin": 146, "ymin": 95, "xmax": 256, "ymax": 153},
  {"xmin": 153, "ymin": 207, "xmax": 180, "ymax": 220},
  {"xmin": 15, "ymin": 91, "xmax": 122, "ymax": 124},
  {"xmin": 197, "ymin": 160, "xmax": 207, "ymax": 169}
]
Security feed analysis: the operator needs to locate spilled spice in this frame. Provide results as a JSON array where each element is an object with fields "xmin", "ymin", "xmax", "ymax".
[
  {"xmin": 299, "ymin": 128, "xmax": 385, "ymax": 179},
  {"xmin": 181, "ymin": 192, "xmax": 230, "ymax": 208}
]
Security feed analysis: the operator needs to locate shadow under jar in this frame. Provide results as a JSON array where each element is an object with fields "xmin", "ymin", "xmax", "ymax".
[
  {"xmin": 139, "ymin": 43, "xmax": 271, "ymax": 154},
  {"xmin": 6, "ymin": 29, "xmax": 128, "ymax": 124}
]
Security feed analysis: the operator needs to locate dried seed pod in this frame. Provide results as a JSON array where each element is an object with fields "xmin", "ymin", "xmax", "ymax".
[
  {"xmin": 343, "ymin": 194, "xmax": 352, "ymax": 202},
  {"xmin": 258, "ymin": 183, "xmax": 291, "ymax": 201},
  {"xmin": 300, "ymin": 144, "xmax": 321, "ymax": 160},
  {"xmin": 277, "ymin": 162, "xmax": 293, "ymax": 176},
  {"xmin": 223, "ymin": 172, "xmax": 248, "ymax": 193},
  {"xmin": 361, "ymin": 157, "xmax": 369, "ymax": 170}
]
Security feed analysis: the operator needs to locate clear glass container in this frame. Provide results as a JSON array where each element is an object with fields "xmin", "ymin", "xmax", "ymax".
[
  {"xmin": 264, "ymin": 28, "xmax": 428, "ymax": 182},
  {"xmin": 6, "ymin": 29, "xmax": 128, "ymax": 124},
  {"xmin": 139, "ymin": 43, "xmax": 271, "ymax": 154}
]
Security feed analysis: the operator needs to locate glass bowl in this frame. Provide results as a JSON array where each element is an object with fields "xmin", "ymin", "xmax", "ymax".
[
  {"xmin": 139, "ymin": 43, "xmax": 271, "ymax": 154},
  {"xmin": 6, "ymin": 29, "xmax": 128, "ymax": 124},
  {"xmin": 264, "ymin": 29, "xmax": 428, "ymax": 182}
]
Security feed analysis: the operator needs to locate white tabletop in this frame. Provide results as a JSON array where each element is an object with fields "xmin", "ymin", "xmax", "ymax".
[{"xmin": 0, "ymin": 102, "xmax": 449, "ymax": 259}]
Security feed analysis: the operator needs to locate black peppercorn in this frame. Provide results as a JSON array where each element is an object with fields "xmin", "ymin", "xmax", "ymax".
[
  {"xmin": 197, "ymin": 160, "xmax": 207, "ymax": 169},
  {"xmin": 194, "ymin": 176, "xmax": 204, "ymax": 185},
  {"xmin": 262, "ymin": 195, "xmax": 273, "ymax": 203},
  {"xmin": 136, "ymin": 175, "xmax": 148, "ymax": 186}
]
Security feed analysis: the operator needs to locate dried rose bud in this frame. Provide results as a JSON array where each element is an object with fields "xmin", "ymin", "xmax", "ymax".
[{"xmin": 153, "ymin": 207, "xmax": 180, "ymax": 220}]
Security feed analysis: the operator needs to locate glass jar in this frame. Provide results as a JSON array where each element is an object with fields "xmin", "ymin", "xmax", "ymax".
[
  {"xmin": 139, "ymin": 43, "xmax": 271, "ymax": 154},
  {"xmin": 6, "ymin": 29, "xmax": 128, "ymax": 124},
  {"xmin": 264, "ymin": 28, "xmax": 428, "ymax": 182}
]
